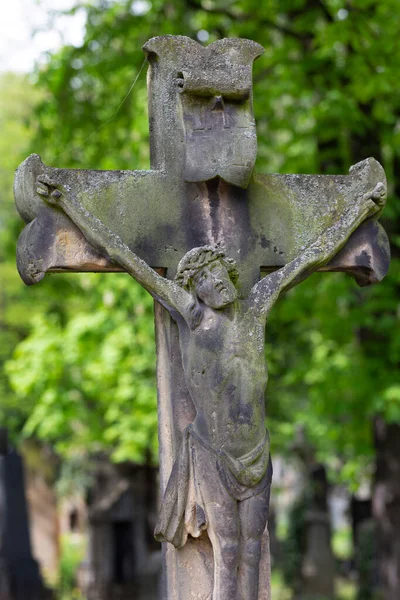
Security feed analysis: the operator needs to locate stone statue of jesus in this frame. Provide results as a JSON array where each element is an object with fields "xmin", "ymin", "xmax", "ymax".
[{"xmin": 36, "ymin": 173, "xmax": 385, "ymax": 600}]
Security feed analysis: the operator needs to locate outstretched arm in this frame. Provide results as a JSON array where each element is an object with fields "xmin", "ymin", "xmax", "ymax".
[
  {"xmin": 36, "ymin": 175, "xmax": 192, "ymax": 318},
  {"xmin": 248, "ymin": 182, "xmax": 386, "ymax": 319}
]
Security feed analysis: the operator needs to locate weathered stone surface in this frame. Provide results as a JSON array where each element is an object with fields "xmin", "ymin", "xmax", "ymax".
[
  {"xmin": 14, "ymin": 38, "xmax": 389, "ymax": 291},
  {"xmin": 13, "ymin": 35, "xmax": 390, "ymax": 600},
  {"xmin": 29, "ymin": 167, "xmax": 384, "ymax": 600},
  {"xmin": 15, "ymin": 154, "xmax": 389, "ymax": 290}
]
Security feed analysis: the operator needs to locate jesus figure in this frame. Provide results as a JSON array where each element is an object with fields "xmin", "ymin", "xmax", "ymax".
[{"xmin": 36, "ymin": 173, "xmax": 385, "ymax": 600}]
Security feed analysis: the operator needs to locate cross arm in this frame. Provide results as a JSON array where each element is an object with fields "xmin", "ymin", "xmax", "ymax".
[
  {"xmin": 245, "ymin": 158, "xmax": 390, "ymax": 292},
  {"xmin": 34, "ymin": 174, "xmax": 193, "ymax": 318},
  {"xmin": 14, "ymin": 154, "xmax": 186, "ymax": 285},
  {"xmin": 248, "ymin": 182, "xmax": 386, "ymax": 318}
]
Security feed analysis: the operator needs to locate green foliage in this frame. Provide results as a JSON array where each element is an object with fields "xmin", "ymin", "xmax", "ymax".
[
  {"xmin": 6, "ymin": 273, "xmax": 158, "ymax": 463},
  {"xmin": 0, "ymin": 73, "xmax": 41, "ymax": 257},
  {"xmin": 333, "ymin": 526, "xmax": 353, "ymax": 561},
  {"xmin": 0, "ymin": 72, "xmax": 49, "ymax": 442},
  {"xmin": 56, "ymin": 534, "xmax": 85, "ymax": 600},
  {"xmin": 271, "ymin": 570, "xmax": 291, "ymax": 599},
  {"xmin": 1, "ymin": 0, "xmax": 400, "ymax": 482},
  {"xmin": 266, "ymin": 259, "xmax": 400, "ymax": 485}
]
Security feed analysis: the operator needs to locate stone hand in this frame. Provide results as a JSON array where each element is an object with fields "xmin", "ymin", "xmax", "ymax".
[
  {"xmin": 362, "ymin": 181, "xmax": 387, "ymax": 213},
  {"xmin": 36, "ymin": 175, "xmax": 64, "ymax": 205}
]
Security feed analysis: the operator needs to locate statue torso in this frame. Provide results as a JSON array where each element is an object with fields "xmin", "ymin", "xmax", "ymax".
[{"xmin": 178, "ymin": 301, "xmax": 267, "ymax": 458}]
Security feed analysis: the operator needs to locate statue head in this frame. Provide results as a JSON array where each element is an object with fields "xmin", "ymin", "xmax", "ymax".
[{"xmin": 176, "ymin": 246, "xmax": 238, "ymax": 309}]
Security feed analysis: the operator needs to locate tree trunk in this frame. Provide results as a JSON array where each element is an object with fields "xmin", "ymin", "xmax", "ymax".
[{"xmin": 373, "ymin": 416, "xmax": 400, "ymax": 600}]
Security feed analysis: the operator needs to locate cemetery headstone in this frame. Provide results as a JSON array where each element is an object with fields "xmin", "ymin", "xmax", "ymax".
[
  {"xmin": 301, "ymin": 465, "xmax": 335, "ymax": 599},
  {"xmin": 0, "ymin": 429, "xmax": 49, "ymax": 600},
  {"xmin": 80, "ymin": 459, "xmax": 160, "ymax": 600}
]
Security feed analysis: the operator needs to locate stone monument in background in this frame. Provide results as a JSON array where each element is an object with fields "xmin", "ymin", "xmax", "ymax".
[
  {"xmin": 14, "ymin": 36, "xmax": 390, "ymax": 599},
  {"xmin": 0, "ymin": 429, "xmax": 49, "ymax": 600}
]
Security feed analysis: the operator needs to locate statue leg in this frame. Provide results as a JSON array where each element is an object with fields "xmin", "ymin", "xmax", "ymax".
[
  {"xmin": 237, "ymin": 485, "xmax": 270, "ymax": 600},
  {"xmin": 206, "ymin": 500, "xmax": 240, "ymax": 600},
  {"xmin": 192, "ymin": 441, "xmax": 240, "ymax": 599}
]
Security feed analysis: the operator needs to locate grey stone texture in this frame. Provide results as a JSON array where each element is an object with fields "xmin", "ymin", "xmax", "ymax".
[{"xmin": 14, "ymin": 36, "xmax": 390, "ymax": 600}]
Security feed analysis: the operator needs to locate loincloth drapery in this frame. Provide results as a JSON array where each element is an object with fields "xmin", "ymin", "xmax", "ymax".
[{"xmin": 154, "ymin": 424, "xmax": 272, "ymax": 549}]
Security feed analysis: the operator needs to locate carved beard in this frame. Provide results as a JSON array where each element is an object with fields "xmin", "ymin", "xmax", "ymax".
[{"xmin": 181, "ymin": 93, "xmax": 257, "ymax": 189}]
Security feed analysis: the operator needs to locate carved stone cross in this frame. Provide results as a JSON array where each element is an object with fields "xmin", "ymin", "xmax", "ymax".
[{"xmin": 14, "ymin": 36, "xmax": 389, "ymax": 600}]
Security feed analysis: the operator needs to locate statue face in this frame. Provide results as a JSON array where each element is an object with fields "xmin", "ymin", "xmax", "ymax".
[{"xmin": 193, "ymin": 260, "xmax": 238, "ymax": 309}]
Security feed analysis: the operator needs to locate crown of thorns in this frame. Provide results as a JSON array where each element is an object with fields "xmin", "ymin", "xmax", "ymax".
[{"xmin": 175, "ymin": 246, "xmax": 238, "ymax": 289}]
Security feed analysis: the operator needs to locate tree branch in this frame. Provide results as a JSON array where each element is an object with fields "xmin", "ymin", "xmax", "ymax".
[
  {"xmin": 315, "ymin": 0, "xmax": 334, "ymax": 23},
  {"xmin": 187, "ymin": 1, "xmax": 307, "ymax": 42}
]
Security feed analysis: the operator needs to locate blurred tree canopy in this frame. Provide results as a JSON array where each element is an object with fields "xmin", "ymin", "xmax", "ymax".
[{"xmin": 2, "ymin": 0, "xmax": 400, "ymax": 481}]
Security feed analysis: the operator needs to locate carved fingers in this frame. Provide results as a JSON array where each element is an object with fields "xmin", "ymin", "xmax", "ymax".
[
  {"xmin": 370, "ymin": 181, "xmax": 386, "ymax": 207},
  {"xmin": 363, "ymin": 181, "xmax": 387, "ymax": 213},
  {"xmin": 36, "ymin": 175, "xmax": 63, "ymax": 205},
  {"xmin": 353, "ymin": 181, "xmax": 387, "ymax": 223}
]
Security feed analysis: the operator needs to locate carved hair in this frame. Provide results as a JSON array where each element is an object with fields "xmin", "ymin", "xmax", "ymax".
[{"xmin": 175, "ymin": 245, "xmax": 239, "ymax": 290}]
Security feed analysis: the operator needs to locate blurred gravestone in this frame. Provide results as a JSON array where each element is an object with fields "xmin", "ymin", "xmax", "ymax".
[
  {"xmin": 288, "ymin": 432, "xmax": 335, "ymax": 599},
  {"xmin": 79, "ymin": 459, "xmax": 161, "ymax": 600},
  {"xmin": 0, "ymin": 428, "xmax": 49, "ymax": 600},
  {"xmin": 351, "ymin": 498, "xmax": 379, "ymax": 599},
  {"xmin": 301, "ymin": 466, "xmax": 335, "ymax": 599}
]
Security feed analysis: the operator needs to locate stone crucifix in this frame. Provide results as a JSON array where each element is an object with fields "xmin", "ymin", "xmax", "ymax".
[{"xmin": 14, "ymin": 36, "xmax": 389, "ymax": 600}]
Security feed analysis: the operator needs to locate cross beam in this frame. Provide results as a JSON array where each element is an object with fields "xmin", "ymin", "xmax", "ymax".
[
  {"xmin": 15, "ymin": 154, "xmax": 389, "ymax": 290},
  {"xmin": 15, "ymin": 37, "xmax": 389, "ymax": 291}
]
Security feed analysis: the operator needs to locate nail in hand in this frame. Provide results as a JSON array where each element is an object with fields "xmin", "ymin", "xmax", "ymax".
[{"xmin": 36, "ymin": 187, "xmax": 49, "ymax": 196}]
